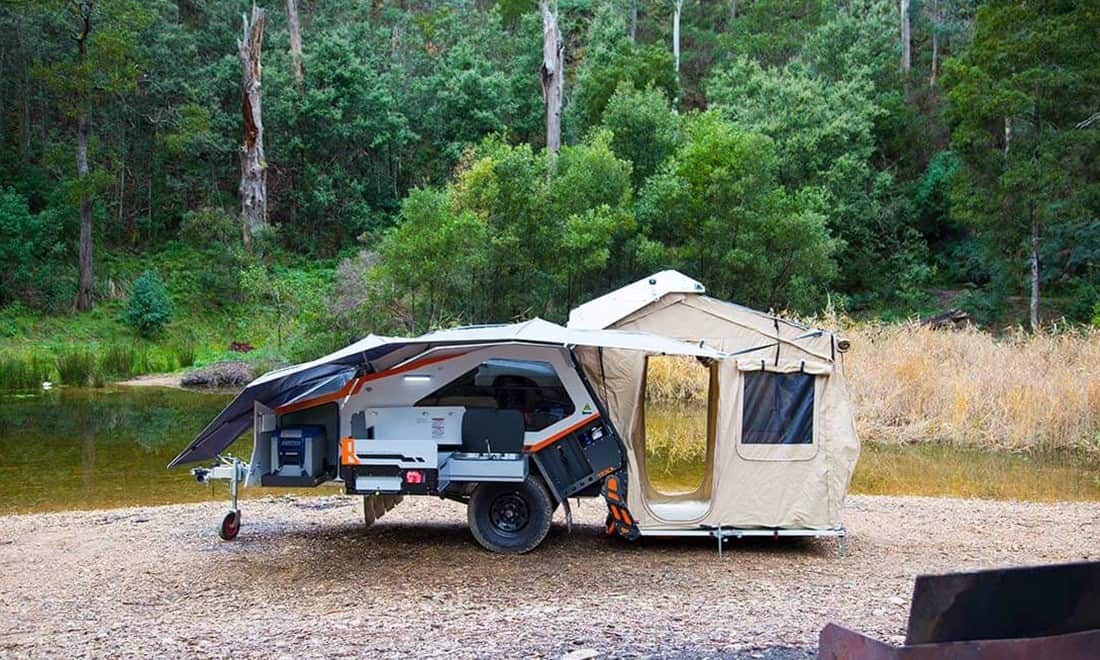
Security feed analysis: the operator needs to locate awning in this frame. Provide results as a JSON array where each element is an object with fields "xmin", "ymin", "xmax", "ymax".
[{"xmin": 168, "ymin": 319, "xmax": 724, "ymax": 467}]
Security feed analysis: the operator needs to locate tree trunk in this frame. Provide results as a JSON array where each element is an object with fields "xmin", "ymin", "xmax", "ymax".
[
  {"xmin": 673, "ymin": 0, "xmax": 683, "ymax": 80},
  {"xmin": 730, "ymin": 0, "xmax": 737, "ymax": 23},
  {"xmin": 929, "ymin": 0, "xmax": 939, "ymax": 87},
  {"xmin": 1029, "ymin": 208, "xmax": 1040, "ymax": 331},
  {"xmin": 76, "ymin": 112, "xmax": 94, "ymax": 311},
  {"xmin": 540, "ymin": 0, "xmax": 563, "ymax": 160},
  {"xmin": 629, "ymin": 0, "xmax": 637, "ymax": 42},
  {"xmin": 238, "ymin": 6, "xmax": 268, "ymax": 250},
  {"xmin": 75, "ymin": 3, "xmax": 94, "ymax": 312},
  {"xmin": 286, "ymin": 0, "xmax": 304, "ymax": 87},
  {"xmin": 900, "ymin": 0, "xmax": 911, "ymax": 72}
]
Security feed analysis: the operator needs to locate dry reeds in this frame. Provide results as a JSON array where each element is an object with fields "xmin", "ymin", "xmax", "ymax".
[
  {"xmin": 644, "ymin": 323, "xmax": 1100, "ymax": 454},
  {"xmin": 846, "ymin": 323, "xmax": 1100, "ymax": 453}
]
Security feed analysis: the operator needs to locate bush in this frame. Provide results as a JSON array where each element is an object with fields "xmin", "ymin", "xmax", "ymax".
[{"xmin": 125, "ymin": 271, "xmax": 174, "ymax": 338}]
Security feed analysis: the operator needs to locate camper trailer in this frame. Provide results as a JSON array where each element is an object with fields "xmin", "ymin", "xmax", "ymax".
[
  {"xmin": 174, "ymin": 273, "xmax": 859, "ymax": 554},
  {"xmin": 171, "ymin": 320, "xmax": 724, "ymax": 553}
]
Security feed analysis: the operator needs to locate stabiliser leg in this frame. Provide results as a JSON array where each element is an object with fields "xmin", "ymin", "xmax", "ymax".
[{"xmin": 192, "ymin": 456, "xmax": 249, "ymax": 541}]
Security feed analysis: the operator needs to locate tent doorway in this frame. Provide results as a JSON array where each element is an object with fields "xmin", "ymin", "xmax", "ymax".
[{"xmin": 640, "ymin": 355, "xmax": 717, "ymax": 522}]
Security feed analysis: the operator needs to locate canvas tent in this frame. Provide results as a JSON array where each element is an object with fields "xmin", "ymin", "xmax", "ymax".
[{"xmin": 568, "ymin": 271, "xmax": 860, "ymax": 534}]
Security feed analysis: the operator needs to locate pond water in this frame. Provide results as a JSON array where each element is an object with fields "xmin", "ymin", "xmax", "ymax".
[{"xmin": 0, "ymin": 387, "xmax": 1097, "ymax": 514}]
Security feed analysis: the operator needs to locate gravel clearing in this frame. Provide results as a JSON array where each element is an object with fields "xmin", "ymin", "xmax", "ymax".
[{"xmin": 1, "ymin": 494, "xmax": 1096, "ymax": 658}]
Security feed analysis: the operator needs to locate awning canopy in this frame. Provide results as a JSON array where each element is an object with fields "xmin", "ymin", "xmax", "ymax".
[{"xmin": 168, "ymin": 318, "xmax": 724, "ymax": 467}]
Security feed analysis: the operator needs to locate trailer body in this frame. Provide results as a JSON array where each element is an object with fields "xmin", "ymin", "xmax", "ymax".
[{"xmin": 175, "ymin": 320, "xmax": 721, "ymax": 551}]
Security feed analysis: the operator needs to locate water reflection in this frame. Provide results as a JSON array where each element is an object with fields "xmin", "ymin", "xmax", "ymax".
[{"xmin": 0, "ymin": 387, "xmax": 1096, "ymax": 514}]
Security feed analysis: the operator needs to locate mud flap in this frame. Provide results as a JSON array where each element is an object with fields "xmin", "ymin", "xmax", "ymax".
[
  {"xmin": 601, "ymin": 469, "xmax": 639, "ymax": 540},
  {"xmin": 363, "ymin": 494, "xmax": 403, "ymax": 527}
]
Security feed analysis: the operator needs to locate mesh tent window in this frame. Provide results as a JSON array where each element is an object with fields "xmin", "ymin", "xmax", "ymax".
[{"xmin": 742, "ymin": 372, "xmax": 814, "ymax": 445}]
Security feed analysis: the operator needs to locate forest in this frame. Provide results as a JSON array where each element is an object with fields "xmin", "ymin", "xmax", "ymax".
[{"xmin": 0, "ymin": 0, "xmax": 1098, "ymax": 366}]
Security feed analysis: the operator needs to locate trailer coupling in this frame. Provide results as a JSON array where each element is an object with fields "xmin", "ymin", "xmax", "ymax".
[{"xmin": 191, "ymin": 455, "xmax": 250, "ymax": 541}]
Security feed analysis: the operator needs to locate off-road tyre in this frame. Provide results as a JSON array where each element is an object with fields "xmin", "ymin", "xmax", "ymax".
[{"xmin": 467, "ymin": 476, "xmax": 554, "ymax": 554}]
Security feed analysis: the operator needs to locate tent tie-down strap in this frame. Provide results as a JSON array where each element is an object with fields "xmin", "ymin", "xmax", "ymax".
[
  {"xmin": 774, "ymin": 318, "xmax": 781, "ymax": 366},
  {"xmin": 597, "ymin": 347, "xmax": 610, "ymax": 406}
]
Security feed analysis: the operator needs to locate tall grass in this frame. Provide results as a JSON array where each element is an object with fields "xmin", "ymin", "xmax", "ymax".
[
  {"xmin": 0, "ymin": 354, "xmax": 53, "ymax": 389},
  {"xmin": 99, "ymin": 344, "xmax": 135, "ymax": 379},
  {"xmin": 55, "ymin": 348, "xmax": 96, "ymax": 387},
  {"xmin": 174, "ymin": 343, "xmax": 196, "ymax": 368},
  {"xmin": 646, "ymin": 355, "xmax": 710, "ymax": 403},
  {"xmin": 846, "ymin": 324, "xmax": 1100, "ymax": 453},
  {"xmin": 645, "ymin": 323, "xmax": 1100, "ymax": 454}
]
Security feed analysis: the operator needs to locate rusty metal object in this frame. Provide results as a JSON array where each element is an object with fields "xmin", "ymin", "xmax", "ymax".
[
  {"xmin": 906, "ymin": 560, "xmax": 1100, "ymax": 645},
  {"xmin": 819, "ymin": 561, "xmax": 1100, "ymax": 659},
  {"xmin": 820, "ymin": 624, "xmax": 1100, "ymax": 659}
]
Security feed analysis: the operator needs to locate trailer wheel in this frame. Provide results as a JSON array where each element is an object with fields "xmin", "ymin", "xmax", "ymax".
[
  {"xmin": 219, "ymin": 510, "xmax": 240, "ymax": 541},
  {"xmin": 467, "ymin": 476, "xmax": 553, "ymax": 554}
]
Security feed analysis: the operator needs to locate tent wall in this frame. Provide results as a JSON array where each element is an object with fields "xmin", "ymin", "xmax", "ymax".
[{"xmin": 576, "ymin": 293, "xmax": 860, "ymax": 531}]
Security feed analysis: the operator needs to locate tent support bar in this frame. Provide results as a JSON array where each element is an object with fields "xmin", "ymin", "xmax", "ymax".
[{"xmin": 638, "ymin": 526, "xmax": 848, "ymax": 557}]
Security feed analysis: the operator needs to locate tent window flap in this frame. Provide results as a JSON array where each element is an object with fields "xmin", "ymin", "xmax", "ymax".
[{"xmin": 742, "ymin": 372, "xmax": 814, "ymax": 445}]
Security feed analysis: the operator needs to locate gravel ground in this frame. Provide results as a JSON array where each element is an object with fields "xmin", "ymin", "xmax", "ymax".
[{"xmin": 0, "ymin": 494, "xmax": 1096, "ymax": 659}]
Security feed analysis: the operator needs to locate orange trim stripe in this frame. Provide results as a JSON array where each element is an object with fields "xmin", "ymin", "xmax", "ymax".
[
  {"xmin": 526, "ymin": 413, "xmax": 601, "ymax": 453},
  {"xmin": 275, "ymin": 352, "xmax": 467, "ymax": 415}
]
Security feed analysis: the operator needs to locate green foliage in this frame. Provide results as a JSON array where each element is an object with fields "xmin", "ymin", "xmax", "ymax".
[
  {"xmin": 945, "ymin": 0, "xmax": 1100, "ymax": 322},
  {"xmin": 0, "ymin": 188, "xmax": 68, "ymax": 309},
  {"xmin": 125, "ymin": 271, "xmax": 174, "ymax": 338},
  {"xmin": 914, "ymin": 151, "xmax": 963, "ymax": 243},
  {"xmin": 599, "ymin": 82, "xmax": 679, "ymax": 188},
  {"xmin": 176, "ymin": 208, "xmax": 248, "ymax": 308},
  {"xmin": 707, "ymin": 54, "xmax": 928, "ymax": 302},
  {"xmin": 1, "ymin": 0, "xmax": 1099, "ymax": 356},
  {"xmin": 377, "ymin": 188, "xmax": 487, "ymax": 332},
  {"xmin": 570, "ymin": 40, "xmax": 677, "ymax": 135},
  {"xmin": 636, "ymin": 112, "xmax": 839, "ymax": 311},
  {"xmin": 239, "ymin": 264, "xmax": 326, "ymax": 354}
]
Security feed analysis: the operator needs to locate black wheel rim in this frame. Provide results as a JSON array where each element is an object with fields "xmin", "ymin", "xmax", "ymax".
[{"xmin": 489, "ymin": 493, "xmax": 529, "ymax": 535}]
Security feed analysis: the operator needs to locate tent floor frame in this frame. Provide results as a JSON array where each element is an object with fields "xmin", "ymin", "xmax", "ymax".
[{"xmin": 637, "ymin": 526, "xmax": 848, "ymax": 557}]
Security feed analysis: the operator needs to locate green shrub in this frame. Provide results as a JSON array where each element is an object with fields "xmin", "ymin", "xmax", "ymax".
[
  {"xmin": 125, "ymin": 271, "xmax": 174, "ymax": 338},
  {"xmin": 55, "ymin": 348, "xmax": 96, "ymax": 387}
]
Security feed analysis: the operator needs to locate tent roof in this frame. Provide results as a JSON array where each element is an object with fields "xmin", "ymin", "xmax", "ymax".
[
  {"xmin": 568, "ymin": 270, "xmax": 704, "ymax": 330},
  {"xmin": 169, "ymin": 318, "xmax": 723, "ymax": 467}
]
